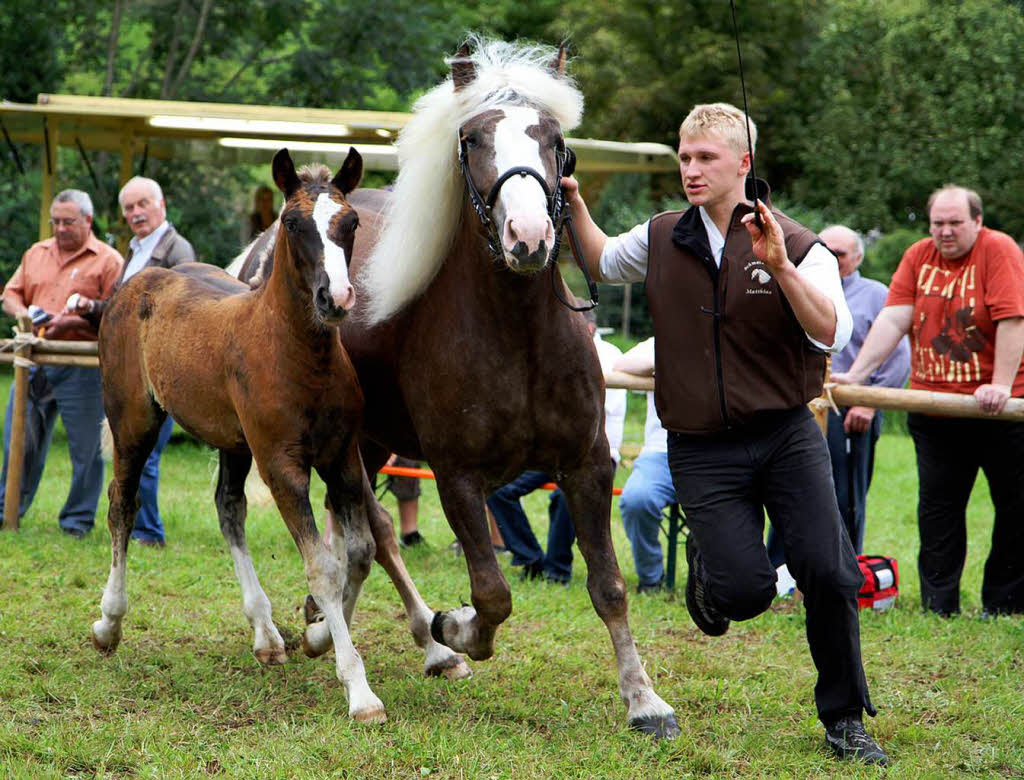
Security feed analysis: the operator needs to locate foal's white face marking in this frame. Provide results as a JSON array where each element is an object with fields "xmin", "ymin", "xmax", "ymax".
[
  {"xmin": 492, "ymin": 106, "xmax": 555, "ymax": 261},
  {"xmin": 312, "ymin": 192, "xmax": 355, "ymax": 308}
]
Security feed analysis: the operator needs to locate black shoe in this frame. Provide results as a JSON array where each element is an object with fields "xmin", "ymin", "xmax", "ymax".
[
  {"xmin": 684, "ymin": 533, "xmax": 729, "ymax": 636},
  {"xmin": 521, "ymin": 560, "xmax": 544, "ymax": 581},
  {"xmin": 637, "ymin": 579, "xmax": 663, "ymax": 595},
  {"xmin": 399, "ymin": 531, "xmax": 425, "ymax": 548},
  {"xmin": 825, "ymin": 716, "xmax": 888, "ymax": 766},
  {"xmin": 61, "ymin": 527, "xmax": 88, "ymax": 539},
  {"xmin": 134, "ymin": 537, "xmax": 166, "ymax": 548},
  {"xmin": 544, "ymin": 573, "xmax": 570, "ymax": 587}
]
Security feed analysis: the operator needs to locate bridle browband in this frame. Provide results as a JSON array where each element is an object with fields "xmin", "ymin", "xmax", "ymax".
[{"xmin": 458, "ymin": 131, "xmax": 599, "ymax": 312}]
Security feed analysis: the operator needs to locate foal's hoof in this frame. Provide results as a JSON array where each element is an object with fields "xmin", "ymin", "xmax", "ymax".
[
  {"xmin": 351, "ymin": 705, "xmax": 387, "ymax": 725},
  {"xmin": 425, "ymin": 653, "xmax": 473, "ymax": 681},
  {"xmin": 90, "ymin": 622, "xmax": 120, "ymax": 656},
  {"xmin": 430, "ymin": 607, "xmax": 491, "ymax": 660},
  {"xmin": 254, "ymin": 646, "xmax": 289, "ymax": 666},
  {"xmin": 629, "ymin": 713, "xmax": 681, "ymax": 740},
  {"xmin": 302, "ymin": 620, "xmax": 333, "ymax": 658}
]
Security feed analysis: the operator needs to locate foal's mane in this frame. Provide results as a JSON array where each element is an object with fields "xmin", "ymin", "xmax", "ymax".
[{"xmin": 358, "ymin": 36, "xmax": 584, "ymax": 325}]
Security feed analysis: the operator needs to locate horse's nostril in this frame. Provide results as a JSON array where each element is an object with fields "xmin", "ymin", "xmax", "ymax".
[{"xmin": 315, "ymin": 287, "xmax": 331, "ymax": 310}]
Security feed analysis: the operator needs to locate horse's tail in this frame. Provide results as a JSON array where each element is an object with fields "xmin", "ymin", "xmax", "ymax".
[{"xmin": 100, "ymin": 417, "xmax": 114, "ymax": 463}]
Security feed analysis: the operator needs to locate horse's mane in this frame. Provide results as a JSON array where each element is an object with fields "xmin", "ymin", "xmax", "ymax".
[
  {"xmin": 358, "ymin": 35, "xmax": 584, "ymax": 325},
  {"xmin": 297, "ymin": 164, "xmax": 332, "ymax": 184}
]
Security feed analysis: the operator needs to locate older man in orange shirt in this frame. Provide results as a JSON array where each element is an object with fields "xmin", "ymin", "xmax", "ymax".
[{"xmin": 1, "ymin": 189, "xmax": 123, "ymax": 537}]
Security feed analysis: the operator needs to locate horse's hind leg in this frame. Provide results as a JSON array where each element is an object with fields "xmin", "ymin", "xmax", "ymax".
[
  {"xmin": 92, "ymin": 409, "xmax": 163, "ymax": 655},
  {"xmin": 559, "ymin": 454, "xmax": 679, "ymax": 739},
  {"xmin": 216, "ymin": 449, "xmax": 288, "ymax": 665}
]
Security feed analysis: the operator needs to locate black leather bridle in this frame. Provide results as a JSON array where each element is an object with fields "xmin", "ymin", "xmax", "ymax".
[{"xmin": 458, "ymin": 132, "xmax": 599, "ymax": 311}]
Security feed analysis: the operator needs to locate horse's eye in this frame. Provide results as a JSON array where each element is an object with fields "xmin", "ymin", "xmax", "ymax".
[
  {"xmin": 283, "ymin": 217, "xmax": 298, "ymax": 233},
  {"xmin": 464, "ymin": 132, "xmax": 480, "ymax": 150}
]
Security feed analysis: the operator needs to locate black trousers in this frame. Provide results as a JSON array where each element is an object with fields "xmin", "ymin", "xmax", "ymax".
[
  {"xmin": 667, "ymin": 407, "xmax": 874, "ymax": 724},
  {"xmin": 907, "ymin": 413, "xmax": 1024, "ymax": 615}
]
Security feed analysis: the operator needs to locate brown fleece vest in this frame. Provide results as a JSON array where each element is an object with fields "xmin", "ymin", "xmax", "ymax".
[{"xmin": 644, "ymin": 204, "xmax": 827, "ymax": 434}]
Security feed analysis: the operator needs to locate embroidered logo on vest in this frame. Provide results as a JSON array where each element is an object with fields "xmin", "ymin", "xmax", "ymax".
[{"xmin": 744, "ymin": 259, "xmax": 773, "ymax": 294}]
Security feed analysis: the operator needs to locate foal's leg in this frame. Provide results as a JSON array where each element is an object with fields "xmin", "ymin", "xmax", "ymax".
[
  {"xmin": 215, "ymin": 449, "xmax": 288, "ymax": 665},
  {"xmin": 262, "ymin": 461, "xmax": 385, "ymax": 723},
  {"xmin": 429, "ymin": 470, "xmax": 511, "ymax": 662},
  {"xmin": 558, "ymin": 453, "xmax": 680, "ymax": 739},
  {"xmin": 305, "ymin": 456, "xmax": 471, "ymax": 679},
  {"xmin": 92, "ymin": 412, "xmax": 163, "ymax": 655}
]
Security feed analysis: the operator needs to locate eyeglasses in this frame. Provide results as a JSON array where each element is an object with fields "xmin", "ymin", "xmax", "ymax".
[{"xmin": 49, "ymin": 217, "xmax": 81, "ymax": 228}]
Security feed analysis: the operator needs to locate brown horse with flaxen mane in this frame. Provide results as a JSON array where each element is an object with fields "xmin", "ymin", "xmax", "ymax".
[
  {"xmin": 238, "ymin": 38, "xmax": 678, "ymax": 738},
  {"xmin": 91, "ymin": 148, "xmax": 456, "ymax": 724}
]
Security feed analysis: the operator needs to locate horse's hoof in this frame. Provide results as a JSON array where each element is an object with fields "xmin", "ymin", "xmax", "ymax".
[
  {"xmin": 351, "ymin": 706, "xmax": 387, "ymax": 725},
  {"xmin": 425, "ymin": 654, "xmax": 473, "ymax": 681},
  {"xmin": 254, "ymin": 646, "xmax": 289, "ymax": 665},
  {"xmin": 90, "ymin": 622, "xmax": 120, "ymax": 656},
  {"xmin": 303, "ymin": 594, "xmax": 323, "ymax": 625},
  {"xmin": 302, "ymin": 620, "xmax": 333, "ymax": 658},
  {"xmin": 629, "ymin": 713, "xmax": 681, "ymax": 740}
]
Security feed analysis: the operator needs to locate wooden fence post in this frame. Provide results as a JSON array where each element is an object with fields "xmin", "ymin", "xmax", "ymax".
[{"xmin": 3, "ymin": 315, "xmax": 35, "ymax": 531}]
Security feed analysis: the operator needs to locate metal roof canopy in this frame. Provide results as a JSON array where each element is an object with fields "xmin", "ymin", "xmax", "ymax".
[{"xmin": 1, "ymin": 94, "xmax": 678, "ymax": 241}]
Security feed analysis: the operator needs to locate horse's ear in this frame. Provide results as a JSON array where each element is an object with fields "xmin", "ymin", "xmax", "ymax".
[
  {"xmin": 549, "ymin": 43, "xmax": 568, "ymax": 76},
  {"xmin": 451, "ymin": 41, "xmax": 475, "ymax": 91},
  {"xmin": 272, "ymin": 148, "xmax": 301, "ymax": 199},
  {"xmin": 332, "ymin": 147, "xmax": 363, "ymax": 196}
]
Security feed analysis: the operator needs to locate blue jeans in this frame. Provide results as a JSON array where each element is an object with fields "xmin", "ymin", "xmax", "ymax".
[
  {"xmin": 486, "ymin": 470, "xmax": 574, "ymax": 581},
  {"xmin": 132, "ymin": 415, "xmax": 174, "ymax": 543},
  {"xmin": 0, "ymin": 366, "xmax": 105, "ymax": 534},
  {"xmin": 619, "ymin": 451, "xmax": 675, "ymax": 587}
]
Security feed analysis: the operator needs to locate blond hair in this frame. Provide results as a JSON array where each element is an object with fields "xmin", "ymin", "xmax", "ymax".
[{"xmin": 679, "ymin": 102, "xmax": 757, "ymax": 159}]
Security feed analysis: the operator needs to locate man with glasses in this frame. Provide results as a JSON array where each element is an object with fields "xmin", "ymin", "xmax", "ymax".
[
  {"xmin": 74, "ymin": 176, "xmax": 196, "ymax": 548},
  {"xmin": 1, "ymin": 189, "xmax": 123, "ymax": 537}
]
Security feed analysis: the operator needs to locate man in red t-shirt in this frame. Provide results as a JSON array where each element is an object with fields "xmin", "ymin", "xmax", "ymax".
[{"xmin": 834, "ymin": 185, "xmax": 1024, "ymax": 617}]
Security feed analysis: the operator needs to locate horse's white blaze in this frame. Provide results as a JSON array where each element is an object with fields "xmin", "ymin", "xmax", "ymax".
[
  {"xmin": 493, "ymin": 107, "xmax": 554, "ymax": 256},
  {"xmin": 313, "ymin": 193, "xmax": 355, "ymax": 308}
]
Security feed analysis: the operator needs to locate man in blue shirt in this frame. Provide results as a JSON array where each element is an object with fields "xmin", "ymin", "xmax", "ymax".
[{"xmin": 819, "ymin": 225, "xmax": 910, "ymax": 552}]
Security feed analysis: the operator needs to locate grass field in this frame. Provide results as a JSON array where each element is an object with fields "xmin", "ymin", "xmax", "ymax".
[{"xmin": 0, "ymin": 368, "xmax": 1022, "ymax": 778}]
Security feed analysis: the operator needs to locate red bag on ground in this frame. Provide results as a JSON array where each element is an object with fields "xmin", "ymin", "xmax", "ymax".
[{"xmin": 857, "ymin": 555, "xmax": 898, "ymax": 612}]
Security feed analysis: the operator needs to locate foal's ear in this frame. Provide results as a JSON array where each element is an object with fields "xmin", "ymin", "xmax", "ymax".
[
  {"xmin": 549, "ymin": 42, "xmax": 568, "ymax": 76},
  {"xmin": 272, "ymin": 148, "xmax": 301, "ymax": 199},
  {"xmin": 450, "ymin": 41, "xmax": 475, "ymax": 91},
  {"xmin": 332, "ymin": 147, "xmax": 363, "ymax": 196}
]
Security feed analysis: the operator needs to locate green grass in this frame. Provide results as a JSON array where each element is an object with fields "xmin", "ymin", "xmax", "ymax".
[{"xmin": 0, "ymin": 367, "xmax": 1022, "ymax": 778}]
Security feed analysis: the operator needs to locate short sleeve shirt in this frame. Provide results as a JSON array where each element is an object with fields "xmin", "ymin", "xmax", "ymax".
[
  {"xmin": 3, "ymin": 234, "xmax": 124, "ymax": 340},
  {"xmin": 886, "ymin": 228, "xmax": 1024, "ymax": 395}
]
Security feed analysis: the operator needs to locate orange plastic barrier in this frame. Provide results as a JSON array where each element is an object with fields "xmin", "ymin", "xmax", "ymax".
[{"xmin": 378, "ymin": 465, "xmax": 623, "ymax": 496}]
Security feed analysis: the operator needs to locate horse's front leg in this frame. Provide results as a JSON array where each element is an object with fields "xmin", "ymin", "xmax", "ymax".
[
  {"xmin": 215, "ymin": 449, "xmax": 288, "ymax": 665},
  {"xmin": 558, "ymin": 449, "xmax": 680, "ymax": 739},
  {"xmin": 261, "ymin": 457, "xmax": 385, "ymax": 724},
  {"xmin": 430, "ymin": 470, "xmax": 511, "ymax": 662},
  {"xmin": 306, "ymin": 456, "xmax": 472, "ymax": 681}
]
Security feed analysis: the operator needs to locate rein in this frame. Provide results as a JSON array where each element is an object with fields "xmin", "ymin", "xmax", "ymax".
[{"xmin": 458, "ymin": 134, "xmax": 598, "ymax": 311}]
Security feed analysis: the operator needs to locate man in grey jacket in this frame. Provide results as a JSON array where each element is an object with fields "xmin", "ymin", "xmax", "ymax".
[{"xmin": 73, "ymin": 175, "xmax": 195, "ymax": 547}]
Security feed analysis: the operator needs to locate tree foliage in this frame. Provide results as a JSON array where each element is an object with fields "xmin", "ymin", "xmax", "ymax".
[{"xmin": 786, "ymin": 0, "xmax": 1024, "ymax": 236}]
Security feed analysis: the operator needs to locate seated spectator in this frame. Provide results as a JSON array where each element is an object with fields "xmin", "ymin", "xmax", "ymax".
[
  {"xmin": 382, "ymin": 454, "xmax": 426, "ymax": 548},
  {"xmin": 614, "ymin": 337, "xmax": 675, "ymax": 593},
  {"xmin": 486, "ymin": 311, "xmax": 625, "ymax": 583},
  {"xmin": 0, "ymin": 189, "xmax": 123, "ymax": 537}
]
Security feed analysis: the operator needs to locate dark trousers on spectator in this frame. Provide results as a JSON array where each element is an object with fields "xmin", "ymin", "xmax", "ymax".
[
  {"xmin": 907, "ymin": 412, "xmax": 1024, "ymax": 615},
  {"xmin": 667, "ymin": 407, "xmax": 874, "ymax": 725},
  {"xmin": 0, "ymin": 365, "xmax": 105, "ymax": 534},
  {"xmin": 486, "ymin": 470, "xmax": 574, "ymax": 582}
]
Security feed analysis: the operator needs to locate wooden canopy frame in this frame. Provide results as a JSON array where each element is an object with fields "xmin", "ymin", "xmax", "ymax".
[{"xmin": 0, "ymin": 93, "xmax": 679, "ymax": 243}]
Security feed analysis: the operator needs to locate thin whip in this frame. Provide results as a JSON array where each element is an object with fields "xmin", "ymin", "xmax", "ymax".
[{"xmin": 729, "ymin": 0, "xmax": 762, "ymax": 227}]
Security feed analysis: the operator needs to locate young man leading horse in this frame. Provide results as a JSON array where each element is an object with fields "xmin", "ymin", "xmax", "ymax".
[{"xmin": 562, "ymin": 102, "xmax": 888, "ymax": 765}]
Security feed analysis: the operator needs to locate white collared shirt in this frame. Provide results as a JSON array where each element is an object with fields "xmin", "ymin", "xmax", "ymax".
[
  {"xmin": 123, "ymin": 221, "xmax": 171, "ymax": 282},
  {"xmin": 599, "ymin": 208, "xmax": 852, "ymax": 352}
]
